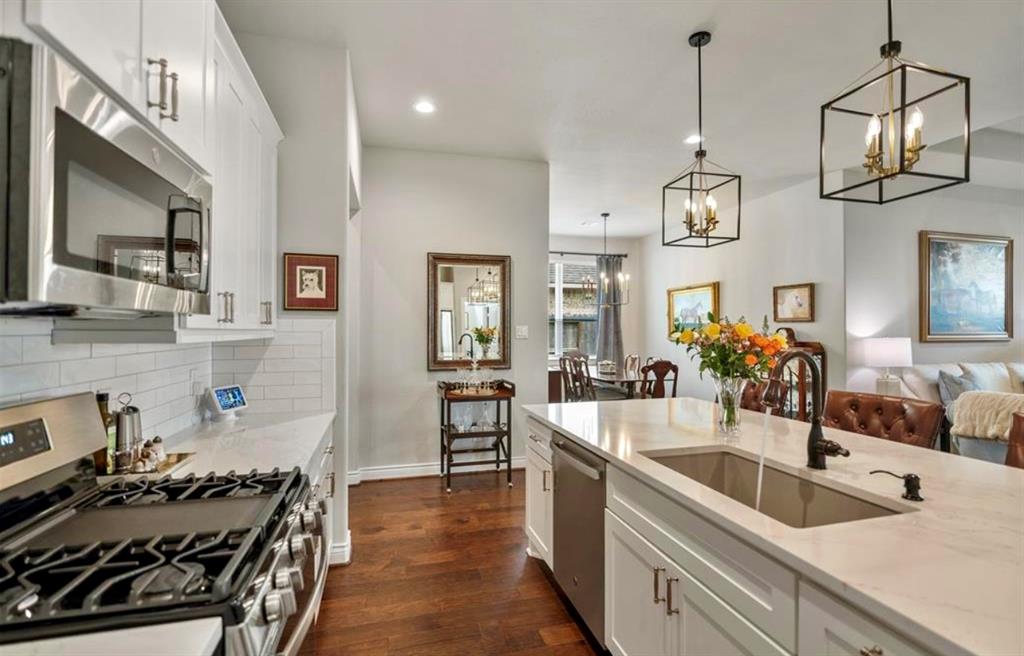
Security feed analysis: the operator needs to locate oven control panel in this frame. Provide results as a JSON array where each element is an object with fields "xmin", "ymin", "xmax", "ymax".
[{"xmin": 0, "ymin": 418, "xmax": 52, "ymax": 467}]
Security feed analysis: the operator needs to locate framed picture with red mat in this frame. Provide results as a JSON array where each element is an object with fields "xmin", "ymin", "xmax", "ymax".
[{"xmin": 283, "ymin": 253, "xmax": 339, "ymax": 311}]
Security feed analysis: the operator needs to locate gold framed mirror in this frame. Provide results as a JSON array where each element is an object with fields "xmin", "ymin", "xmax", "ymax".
[{"xmin": 427, "ymin": 253, "xmax": 511, "ymax": 370}]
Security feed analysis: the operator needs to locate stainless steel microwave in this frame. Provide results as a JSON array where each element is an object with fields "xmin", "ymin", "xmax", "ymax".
[{"xmin": 0, "ymin": 38, "xmax": 211, "ymax": 318}]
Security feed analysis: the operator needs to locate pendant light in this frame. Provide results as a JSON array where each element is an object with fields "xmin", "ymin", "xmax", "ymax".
[
  {"xmin": 583, "ymin": 213, "xmax": 630, "ymax": 306},
  {"xmin": 820, "ymin": 0, "xmax": 969, "ymax": 203},
  {"xmin": 662, "ymin": 31, "xmax": 741, "ymax": 249}
]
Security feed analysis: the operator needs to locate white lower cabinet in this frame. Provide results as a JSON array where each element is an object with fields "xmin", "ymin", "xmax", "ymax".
[
  {"xmin": 524, "ymin": 443, "xmax": 553, "ymax": 567},
  {"xmin": 798, "ymin": 582, "xmax": 928, "ymax": 656},
  {"xmin": 606, "ymin": 510, "xmax": 786, "ymax": 656}
]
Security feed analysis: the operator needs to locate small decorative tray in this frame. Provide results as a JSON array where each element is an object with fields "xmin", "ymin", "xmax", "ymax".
[{"xmin": 450, "ymin": 388, "xmax": 498, "ymax": 397}]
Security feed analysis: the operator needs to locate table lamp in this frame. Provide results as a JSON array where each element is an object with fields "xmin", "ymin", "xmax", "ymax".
[{"xmin": 863, "ymin": 337, "xmax": 912, "ymax": 396}]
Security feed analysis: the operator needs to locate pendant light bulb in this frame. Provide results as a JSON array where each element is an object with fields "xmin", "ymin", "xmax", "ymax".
[
  {"xmin": 865, "ymin": 114, "xmax": 882, "ymax": 146},
  {"xmin": 706, "ymin": 194, "xmax": 717, "ymax": 211}
]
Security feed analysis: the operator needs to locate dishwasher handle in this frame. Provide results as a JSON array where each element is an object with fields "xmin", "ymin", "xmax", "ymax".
[{"xmin": 553, "ymin": 440, "xmax": 603, "ymax": 481}]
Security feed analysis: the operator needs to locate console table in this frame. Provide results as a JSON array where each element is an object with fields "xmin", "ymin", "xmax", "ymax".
[{"xmin": 437, "ymin": 379, "xmax": 515, "ymax": 493}]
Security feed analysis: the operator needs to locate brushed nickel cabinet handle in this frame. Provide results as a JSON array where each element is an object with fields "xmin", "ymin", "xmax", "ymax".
[
  {"xmin": 324, "ymin": 445, "xmax": 334, "ymax": 455},
  {"xmin": 652, "ymin": 567, "xmax": 665, "ymax": 604},
  {"xmin": 859, "ymin": 648, "xmax": 884, "ymax": 656},
  {"xmin": 228, "ymin": 292, "xmax": 235, "ymax": 323},
  {"xmin": 162, "ymin": 72, "xmax": 179, "ymax": 122},
  {"xmin": 217, "ymin": 292, "xmax": 229, "ymax": 323},
  {"xmin": 326, "ymin": 472, "xmax": 335, "ymax": 498},
  {"xmin": 665, "ymin": 576, "xmax": 679, "ymax": 615},
  {"xmin": 541, "ymin": 469, "xmax": 550, "ymax": 492},
  {"xmin": 147, "ymin": 58, "xmax": 168, "ymax": 110}
]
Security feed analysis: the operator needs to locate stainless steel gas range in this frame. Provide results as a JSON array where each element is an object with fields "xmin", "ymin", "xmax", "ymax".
[{"xmin": 0, "ymin": 393, "xmax": 328, "ymax": 655}]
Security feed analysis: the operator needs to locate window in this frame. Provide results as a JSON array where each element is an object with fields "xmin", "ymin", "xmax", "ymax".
[{"xmin": 548, "ymin": 260, "xmax": 598, "ymax": 358}]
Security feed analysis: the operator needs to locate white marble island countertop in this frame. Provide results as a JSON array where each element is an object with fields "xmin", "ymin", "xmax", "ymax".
[{"xmin": 523, "ymin": 398, "xmax": 1024, "ymax": 656}]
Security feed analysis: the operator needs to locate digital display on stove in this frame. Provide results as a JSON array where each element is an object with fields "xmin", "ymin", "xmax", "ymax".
[
  {"xmin": 214, "ymin": 385, "xmax": 247, "ymax": 411},
  {"xmin": 0, "ymin": 418, "xmax": 51, "ymax": 467}
]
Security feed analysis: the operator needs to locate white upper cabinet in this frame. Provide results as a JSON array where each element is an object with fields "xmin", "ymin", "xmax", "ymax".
[
  {"xmin": 25, "ymin": 0, "xmax": 144, "ymax": 107},
  {"xmin": 141, "ymin": 0, "xmax": 214, "ymax": 170},
  {"xmin": 25, "ymin": 0, "xmax": 212, "ymax": 171}
]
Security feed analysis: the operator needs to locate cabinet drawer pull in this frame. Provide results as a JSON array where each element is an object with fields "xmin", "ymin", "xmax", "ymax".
[
  {"xmin": 652, "ymin": 567, "xmax": 665, "ymax": 604},
  {"xmin": 147, "ymin": 57, "xmax": 168, "ymax": 110},
  {"xmin": 528, "ymin": 432, "xmax": 542, "ymax": 443},
  {"xmin": 324, "ymin": 445, "xmax": 334, "ymax": 455},
  {"xmin": 217, "ymin": 292, "xmax": 229, "ymax": 323},
  {"xmin": 665, "ymin": 576, "xmax": 679, "ymax": 615},
  {"xmin": 227, "ymin": 292, "xmax": 235, "ymax": 323},
  {"xmin": 541, "ymin": 469, "xmax": 550, "ymax": 492},
  {"xmin": 859, "ymin": 648, "xmax": 884, "ymax": 656},
  {"xmin": 326, "ymin": 472, "xmax": 335, "ymax": 498},
  {"xmin": 162, "ymin": 72, "xmax": 179, "ymax": 121}
]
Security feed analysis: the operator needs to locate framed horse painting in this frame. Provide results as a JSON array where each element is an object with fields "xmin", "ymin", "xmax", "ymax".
[{"xmin": 667, "ymin": 282, "xmax": 720, "ymax": 339}]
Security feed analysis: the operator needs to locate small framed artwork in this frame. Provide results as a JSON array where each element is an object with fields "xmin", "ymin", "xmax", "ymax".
[
  {"xmin": 773, "ymin": 283, "xmax": 815, "ymax": 322},
  {"xmin": 283, "ymin": 253, "xmax": 339, "ymax": 311},
  {"xmin": 667, "ymin": 281, "xmax": 719, "ymax": 338},
  {"xmin": 919, "ymin": 231, "xmax": 1012, "ymax": 342}
]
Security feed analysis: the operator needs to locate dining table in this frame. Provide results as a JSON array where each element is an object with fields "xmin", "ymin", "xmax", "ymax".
[{"xmin": 587, "ymin": 364, "xmax": 672, "ymax": 399}]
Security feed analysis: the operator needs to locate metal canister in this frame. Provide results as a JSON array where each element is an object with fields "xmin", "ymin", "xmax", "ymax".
[{"xmin": 114, "ymin": 393, "xmax": 143, "ymax": 472}]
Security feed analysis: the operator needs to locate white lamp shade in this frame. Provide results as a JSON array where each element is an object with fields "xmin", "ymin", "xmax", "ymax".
[{"xmin": 863, "ymin": 337, "xmax": 913, "ymax": 368}]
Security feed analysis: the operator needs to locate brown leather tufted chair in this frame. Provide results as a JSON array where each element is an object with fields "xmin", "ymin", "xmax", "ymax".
[
  {"xmin": 822, "ymin": 390, "xmax": 943, "ymax": 449},
  {"xmin": 1006, "ymin": 412, "xmax": 1024, "ymax": 469},
  {"xmin": 740, "ymin": 381, "xmax": 787, "ymax": 417}
]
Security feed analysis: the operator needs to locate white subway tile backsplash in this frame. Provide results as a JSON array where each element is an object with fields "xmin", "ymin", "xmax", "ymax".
[
  {"xmin": 1, "ymin": 362, "xmax": 60, "ymax": 395},
  {"xmin": 22, "ymin": 337, "xmax": 90, "ymax": 364},
  {"xmin": 60, "ymin": 357, "xmax": 116, "ymax": 386},
  {"xmin": 92, "ymin": 343, "xmax": 139, "ymax": 357},
  {"xmin": 116, "ymin": 352, "xmax": 157, "ymax": 376},
  {"xmin": 213, "ymin": 318, "xmax": 336, "ymax": 415},
  {"xmin": 0, "ymin": 318, "xmax": 51, "ymax": 336},
  {"xmin": 0, "ymin": 337, "xmax": 21, "ymax": 366},
  {"xmin": 212, "ymin": 373, "xmax": 235, "ymax": 387}
]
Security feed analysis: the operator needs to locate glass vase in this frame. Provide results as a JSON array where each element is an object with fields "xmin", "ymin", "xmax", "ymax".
[{"xmin": 712, "ymin": 375, "xmax": 747, "ymax": 435}]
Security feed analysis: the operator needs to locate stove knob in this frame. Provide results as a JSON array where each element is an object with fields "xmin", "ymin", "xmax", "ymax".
[
  {"xmin": 274, "ymin": 566, "xmax": 304, "ymax": 592},
  {"xmin": 278, "ymin": 585, "xmax": 298, "ymax": 617},
  {"xmin": 287, "ymin": 533, "xmax": 307, "ymax": 560},
  {"xmin": 262, "ymin": 591, "xmax": 283, "ymax": 623},
  {"xmin": 300, "ymin": 508, "xmax": 319, "ymax": 531}
]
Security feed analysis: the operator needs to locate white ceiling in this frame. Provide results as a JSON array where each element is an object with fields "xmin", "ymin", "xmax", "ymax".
[{"xmin": 218, "ymin": 0, "xmax": 1024, "ymax": 237}]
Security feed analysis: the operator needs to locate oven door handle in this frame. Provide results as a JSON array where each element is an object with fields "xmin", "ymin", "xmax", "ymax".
[{"xmin": 278, "ymin": 527, "xmax": 330, "ymax": 656}]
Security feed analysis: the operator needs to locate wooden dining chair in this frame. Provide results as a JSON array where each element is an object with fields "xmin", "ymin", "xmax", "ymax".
[
  {"xmin": 1005, "ymin": 412, "xmax": 1024, "ymax": 469},
  {"xmin": 560, "ymin": 351, "xmax": 596, "ymax": 402},
  {"xmin": 640, "ymin": 360, "xmax": 678, "ymax": 399}
]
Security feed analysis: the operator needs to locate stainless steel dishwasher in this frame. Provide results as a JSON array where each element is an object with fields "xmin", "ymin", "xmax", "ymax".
[{"xmin": 552, "ymin": 436, "xmax": 607, "ymax": 645}]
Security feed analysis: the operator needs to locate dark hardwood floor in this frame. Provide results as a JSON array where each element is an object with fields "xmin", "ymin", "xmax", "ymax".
[{"xmin": 299, "ymin": 469, "xmax": 597, "ymax": 656}]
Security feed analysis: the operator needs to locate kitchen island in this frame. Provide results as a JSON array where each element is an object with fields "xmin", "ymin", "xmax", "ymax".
[{"xmin": 523, "ymin": 398, "xmax": 1023, "ymax": 656}]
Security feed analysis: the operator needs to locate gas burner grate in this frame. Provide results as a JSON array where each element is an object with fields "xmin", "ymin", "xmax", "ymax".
[
  {"xmin": 0, "ymin": 528, "xmax": 260, "ymax": 626},
  {"xmin": 95, "ymin": 468, "xmax": 295, "ymax": 506}
]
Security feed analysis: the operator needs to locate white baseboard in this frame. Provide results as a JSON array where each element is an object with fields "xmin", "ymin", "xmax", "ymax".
[
  {"xmin": 348, "ymin": 456, "xmax": 525, "ymax": 485},
  {"xmin": 329, "ymin": 529, "xmax": 351, "ymax": 565}
]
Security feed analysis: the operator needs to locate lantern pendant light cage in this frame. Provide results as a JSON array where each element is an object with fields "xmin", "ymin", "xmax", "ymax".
[
  {"xmin": 819, "ymin": 0, "xmax": 970, "ymax": 204},
  {"xmin": 584, "ymin": 213, "xmax": 630, "ymax": 307},
  {"xmin": 663, "ymin": 31, "xmax": 741, "ymax": 249}
]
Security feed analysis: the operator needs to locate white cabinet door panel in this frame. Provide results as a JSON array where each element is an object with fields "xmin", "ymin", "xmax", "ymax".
[
  {"xmin": 605, "ymin": 510, "xmax": 671, "ymax": 656},
  {"xmin": 26, "ymin": 0, "xmax": 143, "ymax": 107},
  {"xmin": 525, "ymin": 446, "xmax": 552, "ymax": 566},
  {"xmin": 798, "ymin": 582, "xmax": 927, "ymax": 656},
  {"xmin": 141, "ymin": 0, "xmax": 212, "ymax": 169}
]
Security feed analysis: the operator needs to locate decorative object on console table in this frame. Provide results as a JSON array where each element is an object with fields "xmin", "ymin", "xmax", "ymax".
[
  {"xmin": 667, "ymin": 281, "xmax": 719, "ymax": 338},
  {"xmin": 773, "ymin": 282, "xmax": 815, "ymax": 322},
  {"xmin": 674, "ymin": 315, "xmax": 786, "ymax": 434},
  {"xmin": 919, "ymin": 231, "xmax": 1012, "ymax": 342},
  {"xmin": 437, "ymin": 379, "xmax": 515, "ymax": 493},
  {"xmin": 863, "ymin": 337, "xmax": 912, "ymax": 396},
  {"xmin": 283, "ymin": 252, "xmax": 339, "ymax": 311}
]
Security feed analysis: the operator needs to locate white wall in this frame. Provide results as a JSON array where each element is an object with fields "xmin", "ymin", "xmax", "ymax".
[
  {"xmin": 0, "ymin": 318, "xmax": 211, "ymax": 439},
  {"xmin": 640, "ymin": 178, "xmax": 847, "ymax": 399},
  {"xmin": 845, "ymin": 183, "xmax": 1024, "ymax": 391},
  {"xmin": 548, "ymin": 234, "xmax": 644, "ymax": 359},
  {"xmin": 233, "ymin": 32, "xmax": 356, "ymax": 560},
  {"xmin": 357, "ymin": 146, "xmax": 549, "ymax": 473}
]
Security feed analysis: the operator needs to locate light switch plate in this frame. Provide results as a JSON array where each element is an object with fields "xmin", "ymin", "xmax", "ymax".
[{"xmin": 515, "ymin": 325, "xmax": 529, "ymax": 339}]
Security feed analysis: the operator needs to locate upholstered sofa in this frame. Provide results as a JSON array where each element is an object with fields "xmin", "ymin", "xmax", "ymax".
[{"xmin": 898, "ymin": 362, "xmax": 1024, "ymax": 462}]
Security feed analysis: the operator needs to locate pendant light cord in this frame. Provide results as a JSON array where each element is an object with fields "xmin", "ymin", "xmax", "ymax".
[
  {"xmin": 887, "ymin": 0, "xmax": 894, "ymax": 48},
  {"xmin": 697, "ymin": 40, "xmax": 703, "ymax": 153}
]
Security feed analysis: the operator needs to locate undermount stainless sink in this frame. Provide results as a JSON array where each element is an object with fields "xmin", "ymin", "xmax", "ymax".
[{"xmin": 642, "ymin": 448, "xmax": 906, "ymax": 528}]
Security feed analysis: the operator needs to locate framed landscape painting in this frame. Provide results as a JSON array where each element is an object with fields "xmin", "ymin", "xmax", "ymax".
[
  {"xmin": 919, "ymin": 231, "xmax": 1012, "ymax": 342},
  {"xmin": 667, "ymin": 282, "xmax": 719, "ymax": 339},
  {"xmin": 773, "ymin": 283, "xmax": 815, "ymax": 322}
]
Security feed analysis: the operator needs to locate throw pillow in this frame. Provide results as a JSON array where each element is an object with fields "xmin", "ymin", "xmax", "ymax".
[
  {"xmin": 938, "ymin": 370, "xmax": 979, "ymax": 406},
  {"xmin": 958, "ymin": 362, "xmax": 1014, "ymax": 393},
  {"xmin": 1007, "ymin": 362, "xmax": 1024, "ymax": 394}
]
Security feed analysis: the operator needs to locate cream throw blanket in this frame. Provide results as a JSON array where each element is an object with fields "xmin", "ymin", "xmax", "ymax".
[{"xmin": 951, "ymin": 391, "xmax": 1024, "ymax": 441}]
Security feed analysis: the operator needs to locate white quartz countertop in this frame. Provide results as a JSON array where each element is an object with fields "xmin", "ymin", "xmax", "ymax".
[
  {"xmin": 165, "ymin": 411, "xmax": 336, "ymax": 475},
  {"xmin": 523, "ymin": 398, "xmax": 1024, "ymax": 656}
]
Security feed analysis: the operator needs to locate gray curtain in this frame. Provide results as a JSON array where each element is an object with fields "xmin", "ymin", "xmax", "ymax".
[{"xmin": 595, "ymin": 254, "xmax": 625, "ymax": 366}]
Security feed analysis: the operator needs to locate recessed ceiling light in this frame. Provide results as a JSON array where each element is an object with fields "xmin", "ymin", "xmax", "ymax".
[
  {"xmin": 684, "ymin": 134, "xmax": 702, "ymax": 144},
  {"xmin": 414, "ymin": 100, "xmax": 436, "ymax": 114}
]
